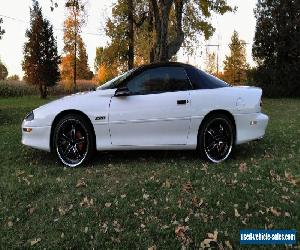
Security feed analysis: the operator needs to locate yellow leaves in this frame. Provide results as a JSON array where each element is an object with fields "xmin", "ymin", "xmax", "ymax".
[
  {"xmin": 30, "ymin": 238, "xmax": 41, "ymax": 246},
  {"xmin": 60, "ymin": 54, "xmax": 73, "ymax": 84},
  {"xmin": 95, "ymin": 64, "xmax": 117, "ymax": 85}
]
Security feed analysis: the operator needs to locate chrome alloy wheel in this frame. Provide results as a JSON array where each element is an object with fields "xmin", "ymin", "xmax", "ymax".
[
  {"xmin": 203, "ymin": 117, "xmax": 233, "ymax": 163},
  {"xmin": 55, "ymin": 118, "xmax": 89, "ymax": 167}
]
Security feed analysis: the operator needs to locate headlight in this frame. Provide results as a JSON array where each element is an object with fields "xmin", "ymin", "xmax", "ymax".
[{"xmin": 24, "ymin": 111, "xmax": 34, "ymax": 121}]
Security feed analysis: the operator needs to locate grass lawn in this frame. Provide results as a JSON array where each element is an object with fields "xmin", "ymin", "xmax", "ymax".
[{"xmin": 0, "ymin": 96, "xmax": 299, "ymax": 249}]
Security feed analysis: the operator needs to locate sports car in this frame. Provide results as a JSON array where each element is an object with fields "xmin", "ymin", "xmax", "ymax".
[{"xmin": 22, "ymin": 62, "xmax": 269, "ymax": 167}]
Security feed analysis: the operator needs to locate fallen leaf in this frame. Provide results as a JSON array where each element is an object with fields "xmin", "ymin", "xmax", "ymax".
[
  {"xmin": 148, "ymin": 246, "xmax": 156, "ymax": 250},
  {"xmin": 175, "ymin": 225, "xmax": 187, "ymax": 238},
  {"xmin": 164, "ymin": 179, "xmax": 171, "ymax": 188},
  {"xmin": 30, "ymin": 238, "xmax": 41, "ymax": 246},
  {"xmin": 207, "ymin": 230, "xmax": 218, "ymax": 241},
  {"xmin": 143, "ymin": 194, "xmax": 150, "ymax": 200},
  {"xmin": 7, "ymin": 221, "xmax": 13, "ymax": 227},
  {"xmin": 225, "ymin": 240, "xmax": 233, "ymax": 249},
  {"xmin": 16, "ymin": 170, "xmax": 25, "ymax": 177},
  {"xmin": 234, "ymin": 208, "xmax": 240, "ymax": 217},
  {"xmin": 239, "ymin": 162, "xmax": 247, "ymax": 173},
  {"xmin": 121, "ymin": 194, "xmax": 126, "ymax": 199},
  {"xmin": 80, "ymin": 196, "xmax": 93, "ymax": 207},
  {"xmin": 76, "ymin": 178, "xmax": 87, "ymax": 188},
  {"xmin": 182, "ymin": 182, "xmax": 193, "ymax": 193},
  {"xmin": 28, "ymin": 207, "xmax": 36, "ymax": 215},
  {"xmin": 105, "ymin": 202, "xmax": 112, "ymax": 208},
  {"xmin": 270, "ymin": 207, "xmax": 281, "ymax": 217},
  {"xmin": 245, "ymin": 202, "xmax": 249, "ymax": 210}
]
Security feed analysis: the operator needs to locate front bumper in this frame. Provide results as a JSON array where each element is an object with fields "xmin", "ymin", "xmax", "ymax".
[
  {"xmin": 21, "ymin": 120, "xmax": 51, "ymax": 152},
  {"xmin": 235, "ymin": 113, "xmax": 269, "ymax": 145}
]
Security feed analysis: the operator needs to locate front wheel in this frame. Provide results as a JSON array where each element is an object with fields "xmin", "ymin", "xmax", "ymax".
[
  {"xmin": 53, "ymin": 114, "xmax": 95, "ymax": 167},
  {"xmin": 198, "ymin": 114, "xmax": 234, "ymax": 163}
]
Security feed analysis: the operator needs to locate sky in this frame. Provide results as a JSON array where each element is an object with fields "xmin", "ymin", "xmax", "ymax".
[{"xmin": 0, "ymin": 0, "xmax": 257, "ymax": 78}]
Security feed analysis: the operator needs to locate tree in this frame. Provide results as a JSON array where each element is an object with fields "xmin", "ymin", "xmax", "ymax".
[
  {"xmin": 0, "ymin": 18, "xmax": 5, "ymax": 40},
  {"xmin": 252, "ymin": 0, "xmax": 300, "ymax": 97},
  {"xmin": 63, "ymin": 0, "xmax": 89, "ymax": 92},
  {"xmin": 22, "ymin": 0, "xmax": 60, "ymax": 98},
  {"xmin": 0, "ymin": 60, "xmax": 8, "ymax": 80},
  {"xmin": 205, "ymin": 51, "xmax": 217, "ymax": 75},
  {"xmin": 223, "ymin": 31, "xmax": 249, "ymax": 85},
  {"xmin": 7, "ymin": 74, "xmax": 20, "ymax": 81},
  {"xmin": 96, "ymin": 0, "xmax": 233, "ymax": 72},
  {"xmin": 94, "ymin": 46, "xmax": 120, "ymax": 83}
]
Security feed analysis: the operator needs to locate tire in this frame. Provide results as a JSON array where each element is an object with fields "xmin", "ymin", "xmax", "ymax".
[
  {"xmin": 198, "ymin": 114, "xmax": 234, "ymax": 163},
  {"xmin": 53, "ymin": 114, "xmax": 95, "ymax": 167}
]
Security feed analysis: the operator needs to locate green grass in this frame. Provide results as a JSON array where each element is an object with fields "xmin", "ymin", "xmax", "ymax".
[{"xmin": 0, "ymin": 96, "xmax": 299, "ymax": 249}]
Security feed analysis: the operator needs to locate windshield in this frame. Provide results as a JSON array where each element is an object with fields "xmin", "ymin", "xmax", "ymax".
[{"xmin": 97, "ymin": 69, "xmax": 135, "ymax": 90}]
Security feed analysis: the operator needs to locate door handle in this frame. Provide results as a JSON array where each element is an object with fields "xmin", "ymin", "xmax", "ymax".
[{"xmin": 177, "ymin": 100, "xmax": 188, "ymax": 105}]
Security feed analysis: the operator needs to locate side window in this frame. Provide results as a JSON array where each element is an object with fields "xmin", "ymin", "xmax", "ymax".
[{"xmin": 126, "ymin": 66, "xmax": 191, "ymax": 94}]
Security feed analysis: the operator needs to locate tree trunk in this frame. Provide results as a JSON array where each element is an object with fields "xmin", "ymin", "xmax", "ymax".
[
  {"xmin": 39, "ymin": 83, "xmax": 47, "ymax": 99},
  {"xmin": 127, "ymin": 0, "xmax": 134, "ymax": 70},
  {"xmin": 149, "ymin": 0, "xmax": 185, "ymax": 62},
  {"xmin": 148, "ymin": 2, "xmax": 154, "ymax": 63}
]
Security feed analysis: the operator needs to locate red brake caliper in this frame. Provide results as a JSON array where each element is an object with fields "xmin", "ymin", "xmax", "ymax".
[{"xmin": 76, "ymin": 131, "xmax": 84, "ymax": 151}]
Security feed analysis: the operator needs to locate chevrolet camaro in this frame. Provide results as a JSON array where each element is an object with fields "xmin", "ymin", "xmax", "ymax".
[{"xmin": 22, "ymin": 62, "xmax": 269, "ymax": 167}]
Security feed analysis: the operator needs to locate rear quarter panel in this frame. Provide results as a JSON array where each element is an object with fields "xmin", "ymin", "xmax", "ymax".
[{"xmin": 187, "ymin": 86, "xmax": 263, "ymax": 146}]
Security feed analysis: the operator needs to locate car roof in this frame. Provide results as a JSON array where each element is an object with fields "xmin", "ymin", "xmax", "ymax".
[{"xmin": 136, "ymin": 61, "xmax": 193, "ymax": 71}]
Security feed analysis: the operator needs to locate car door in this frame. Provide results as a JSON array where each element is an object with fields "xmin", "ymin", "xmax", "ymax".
[{"xmin": 108, "ymin": 66, "xmax": 192, "ymax": 146}]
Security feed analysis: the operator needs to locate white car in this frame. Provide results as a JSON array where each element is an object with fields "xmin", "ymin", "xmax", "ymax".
[{"xmin": 22, "ymin": 62, "xmax": 269, "ymax": 167}]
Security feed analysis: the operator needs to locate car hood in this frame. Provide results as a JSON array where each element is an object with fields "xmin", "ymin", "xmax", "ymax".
[{"xmin": 29, "ymin": 89, "xmax": 116, "ymax": 126}]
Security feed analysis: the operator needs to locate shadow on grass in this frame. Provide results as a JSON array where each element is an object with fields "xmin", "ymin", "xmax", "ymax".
[{"xmin": 23, "ymin": 139, "xmax": 270, "ymax": 169}]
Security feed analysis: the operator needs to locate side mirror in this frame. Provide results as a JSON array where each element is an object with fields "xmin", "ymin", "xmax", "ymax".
[{"xmin": 114, "ymin": 87, "xmax": 130, "ymax": 97}]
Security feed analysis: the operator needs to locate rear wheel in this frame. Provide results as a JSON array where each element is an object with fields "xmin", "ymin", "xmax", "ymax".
[
  {"xmin": 198, "ymin": 114, "xmax": 234, "ymax": 163},
  {"xmin": 53, "ymin": 114, "xmax": 95, "ymax": 167}
]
